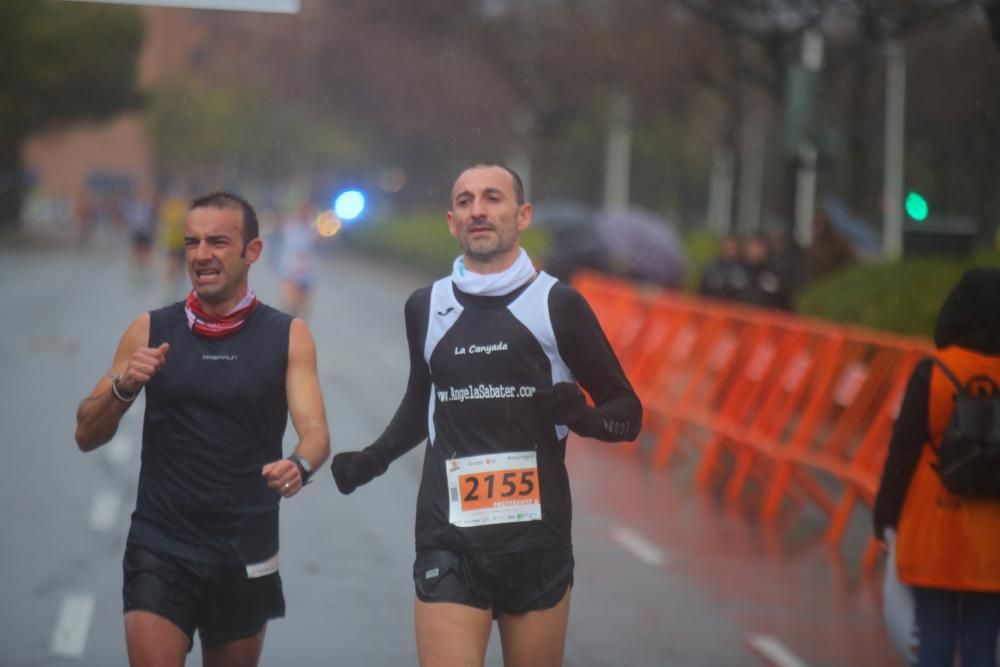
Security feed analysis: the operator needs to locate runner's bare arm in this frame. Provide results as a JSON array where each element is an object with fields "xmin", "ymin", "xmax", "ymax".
[
  {"xmin": 75, "ymin": 314, "xmax": 164, "ymax": 452},
  {"xmin": 262, "ymin": 318, "xmax": 330, "ymax": 495}
]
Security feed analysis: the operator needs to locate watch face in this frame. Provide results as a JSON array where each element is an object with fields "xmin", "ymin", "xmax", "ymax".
[{"xmin": 294, "ymin": 455, "xmax": 313, "ymax": 473}]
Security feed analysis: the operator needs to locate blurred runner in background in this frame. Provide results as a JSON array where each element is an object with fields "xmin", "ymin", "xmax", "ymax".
[
  {"xmin": 125, "ymin": 194, "xmax": 156, "ymax": 289},
  {"xmin": 157, "ymin": 189, "xmax": 189, "ymax": 303},
  {"xmin": 276, "ymin": 201, "xmax": 319, "ymax": 319}
]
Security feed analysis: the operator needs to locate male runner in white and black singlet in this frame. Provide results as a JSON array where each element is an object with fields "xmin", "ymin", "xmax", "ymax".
[
  {"xmin": 331, "ymin": 164, "xmax": 642, "ymax": 666},
  {"xmin": 75, "ymin": 192, "xmax": 330, "ymax": 667}
]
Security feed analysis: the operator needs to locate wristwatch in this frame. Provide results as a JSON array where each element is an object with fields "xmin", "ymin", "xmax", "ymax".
[{"xmin": 287, "ymin": 455, "xmax": 314, "ymax": 484}]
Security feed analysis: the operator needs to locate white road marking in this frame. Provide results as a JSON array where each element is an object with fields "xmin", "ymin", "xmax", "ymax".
[
  {"xmin": 50, "ymin": 594, "xmax": 95, "ymax": 658},
  {"xmin": 88, "ymin": 491, "xmax": 121, "ymax": 532},
  {"xmin": 747, "ymin": 634, "xmax": 812, "ymax": 667},
  {"xmin": 104, "ymin": 434, "xmax": 133, "ymax": 465},
  {"xmin": 611, "ymin": 525, "xmax": 667, "ymax": 567}
]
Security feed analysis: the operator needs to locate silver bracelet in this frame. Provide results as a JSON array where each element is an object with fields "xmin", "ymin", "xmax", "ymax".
[{"xmin": 111, "ymin": 375, "xmax": 139, "ymax": 403}]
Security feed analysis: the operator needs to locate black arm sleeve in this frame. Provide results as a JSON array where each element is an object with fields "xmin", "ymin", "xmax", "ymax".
[
  {"xmin": 365, "ymin": 288, "xmax": 432, "ymax": 468},
  {"xmin": 549, "ymin": 283, "xmax": 643, "ymax": 442},
  {"xmin": 872, "ymin": 357, "xmax": 933, "ymax": 540}
]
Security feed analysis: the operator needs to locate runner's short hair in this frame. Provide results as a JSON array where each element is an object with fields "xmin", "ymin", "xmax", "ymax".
[
  {"xmin": 462, "ymin": 163, "xmax": 525, "ymax": 205},
  {"xmin": 190, "ymin": 192, "xmax": 260, "ymax": 245}
]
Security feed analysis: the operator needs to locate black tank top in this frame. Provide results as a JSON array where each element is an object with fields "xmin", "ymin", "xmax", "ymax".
[{"xmin": 127, "ymin": 302, "xmax": 292, "ymax": 566}]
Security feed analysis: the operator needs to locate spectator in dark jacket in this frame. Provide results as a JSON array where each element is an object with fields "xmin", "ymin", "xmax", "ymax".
[
  {"xmin": 733, "ymin": 235, "xmax": 792, "ymax": 311},
  {"xmin": 697, "ymin": 234, "xmax": 746, "ymax": 302}
]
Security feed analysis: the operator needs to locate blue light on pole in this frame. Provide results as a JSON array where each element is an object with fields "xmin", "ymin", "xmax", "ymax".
[{"xmin": 334, "ymin": 190, "xmax": 366, "ymax": 222}]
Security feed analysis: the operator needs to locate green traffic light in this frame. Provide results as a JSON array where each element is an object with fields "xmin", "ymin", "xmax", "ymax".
[{"xmin": 905, "ymin": 192, "xmax": 929, "ymax": 221}]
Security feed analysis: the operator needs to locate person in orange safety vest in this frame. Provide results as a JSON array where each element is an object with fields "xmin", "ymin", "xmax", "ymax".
[{"xmin": 875, "ymin": 268, "xmax": 1000, "ymax": 667}]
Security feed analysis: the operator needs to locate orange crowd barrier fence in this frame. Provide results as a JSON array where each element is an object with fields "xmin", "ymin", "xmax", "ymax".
[{"xmin": 573, "ymin": 271, "xmax": 933, "ymax": 572}]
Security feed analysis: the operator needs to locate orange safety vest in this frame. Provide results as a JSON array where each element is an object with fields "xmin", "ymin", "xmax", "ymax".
[{"xmin": 895, "ymin": 347, "xmax": 1000, "ymax": 591}]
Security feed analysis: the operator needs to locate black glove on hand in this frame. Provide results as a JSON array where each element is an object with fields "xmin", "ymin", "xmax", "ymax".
[
  {"xmin": 330, "ymin": 449, "xmax": 387, "ymax": 495},
  {"xmin": 547, "ymin": 382, "xmax": 593, "ymax": 430}
]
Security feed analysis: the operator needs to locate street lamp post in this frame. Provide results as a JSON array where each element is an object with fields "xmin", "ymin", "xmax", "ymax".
[
  {"xmin": 792, "ymin": 29, "xmax": 823, "ymax": 249},
  {"xmin": 882, "ymin": 41, "xmax": 906, "ymax": 261},
  {"xmin": 603, "ymin": 91, "xmax": 633, "ymax": 214}
]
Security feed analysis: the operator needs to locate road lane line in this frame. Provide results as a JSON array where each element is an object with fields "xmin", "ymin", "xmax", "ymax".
[
  {"xmin": 611, "ymin": 525, "xmax": 667, "ymax": 567},
  {"xmin": 88, "ymin": 491, "xmax": 121, "ymax": 532},
  {"xmin": 104, "ymin": 434, "xmax": 133, "ymax": 465},
  {"xmin": 747, "ymin": 634, "xmax": 812, "ymax": 667},
  {"xmin": 50, "ymin": 594, "xmax": 95, "ymax": 658}
]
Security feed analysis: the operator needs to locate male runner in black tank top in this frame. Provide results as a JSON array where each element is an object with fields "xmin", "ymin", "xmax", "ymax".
[
  {"xmin": 75, "ymin": 192, "xmax": 331, "ymax": 667},
  {"xmin": 331, "ymin": 164, "xmax": 642, "ymax": 666}
]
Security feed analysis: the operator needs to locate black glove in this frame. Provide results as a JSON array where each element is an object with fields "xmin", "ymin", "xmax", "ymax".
[
  {"xmin": 330, "ymin": 449, "xmax": 387, "ymax": 495},
  {"xmin": 546, "ymin": 382, "xmax": 593, "ymax": 430}
]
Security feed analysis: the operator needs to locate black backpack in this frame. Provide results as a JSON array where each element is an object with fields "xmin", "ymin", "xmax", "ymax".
[{"xmin": 930, "ymin": 358, "xmax": 1000, "ymax": 498}]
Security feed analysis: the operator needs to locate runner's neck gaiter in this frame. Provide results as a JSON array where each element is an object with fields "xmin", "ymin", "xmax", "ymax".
[
  {"xmin": 184, "ymin": 288, "xmax": 258, "ymax": 338},
  {"xmin": 451, "ymin": 248, "xmax": 536, "ymax": 296}
]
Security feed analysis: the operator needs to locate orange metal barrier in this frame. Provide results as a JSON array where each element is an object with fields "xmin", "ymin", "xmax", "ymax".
[{"xmin": 573, "ymin": 271, "xmax": 933, "ymax": 571}]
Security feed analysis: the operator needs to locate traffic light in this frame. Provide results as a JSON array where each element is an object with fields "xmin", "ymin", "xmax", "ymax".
[{"xmin": 905, "ymin": 191, "xmax": 929, "ymax": 222}]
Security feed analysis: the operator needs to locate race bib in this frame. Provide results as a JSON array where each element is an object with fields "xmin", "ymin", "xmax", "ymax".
[{"xmin": 446, "ymin": 451, "xmax": 542, "ymax": 527}]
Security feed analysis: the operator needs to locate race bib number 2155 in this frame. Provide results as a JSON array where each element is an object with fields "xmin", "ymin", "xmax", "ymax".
[{"xmin": 446, "ymin": 451, "xmax": 542, "ymax": 528}]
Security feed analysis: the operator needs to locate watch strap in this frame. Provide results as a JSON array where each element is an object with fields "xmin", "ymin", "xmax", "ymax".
[{"xmin": 287, "ymin": 455, "xmax": 313, "ymax": 484}]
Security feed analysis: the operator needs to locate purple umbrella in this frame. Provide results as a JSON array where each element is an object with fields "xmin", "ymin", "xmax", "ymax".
[{"xmin": 596, "ymin": 208, "xmax": 687, "ymax": 288}]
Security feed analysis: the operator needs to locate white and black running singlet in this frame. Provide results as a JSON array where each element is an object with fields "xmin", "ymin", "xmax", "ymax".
[{"xmin": 366, "ymin": 272, "xmax": 641, "ymax": 555}]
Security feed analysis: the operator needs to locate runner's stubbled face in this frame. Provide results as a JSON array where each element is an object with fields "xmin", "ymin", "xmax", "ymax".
[
  {"xmin": 184, "ymin": 206, "xmax": 261, "ymax": 311},
  {"xmin": 448, "ymin": 166, "xmax": 531, "ymax": 270}
]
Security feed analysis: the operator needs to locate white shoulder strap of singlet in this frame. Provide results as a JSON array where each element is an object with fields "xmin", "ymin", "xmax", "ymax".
[
  {"xmin": 425, "ymin": 278, "xmax": 463, "ymax": 365},
  {"xmin": 507, "ymin": 272, "xmax": 574, "ymax": 441}
]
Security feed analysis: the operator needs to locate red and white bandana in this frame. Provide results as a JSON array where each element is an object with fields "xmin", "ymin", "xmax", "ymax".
[{"xmin": 184, "ymin": 288, "xmax": 258, "ymax": 338}]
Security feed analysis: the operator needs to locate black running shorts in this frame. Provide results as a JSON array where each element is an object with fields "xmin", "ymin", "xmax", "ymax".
[
  {"xmin": 122, "ymin": 542, "xmax": 285, "ymax": 649},
  {"xmin": 413, "ymin": 547, "xmax": 574, "ymax": 618}
]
